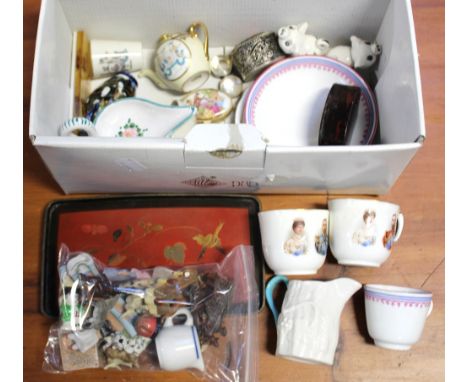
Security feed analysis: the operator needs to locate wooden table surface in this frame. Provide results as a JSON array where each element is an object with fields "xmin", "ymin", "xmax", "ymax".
[{"xmin": 23, "ymin": 0, "xmax": 444, "ymax": 381}]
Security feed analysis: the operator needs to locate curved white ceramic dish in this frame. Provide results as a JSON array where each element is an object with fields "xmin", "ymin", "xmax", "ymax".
[
  {"xmin": 93, "ymin": 97, "xmax": 196, "ymax": 138},
  {"xmin": 242, "ymin": 56, "xmax": 378, "ymax": 146}
]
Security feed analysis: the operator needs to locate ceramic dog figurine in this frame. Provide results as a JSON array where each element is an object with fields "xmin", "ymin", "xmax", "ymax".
[
  {"xmin": 278, "ymin": 22, "xmax": 329, "ymax": 56},
  {"xmin": 327, "ymin": 35, "xmax": 382, "ymax": 69}
]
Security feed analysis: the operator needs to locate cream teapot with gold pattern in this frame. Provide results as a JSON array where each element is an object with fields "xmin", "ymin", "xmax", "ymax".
[{"xmin": 140, "ymin": 22, "xmax": 210, "ymax": 93}]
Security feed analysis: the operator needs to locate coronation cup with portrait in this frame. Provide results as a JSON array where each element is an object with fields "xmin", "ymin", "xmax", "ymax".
[
  {"xmin": 258, "ymin": 209, "xmax": 329, "ymax": 275},
  {"xmin": 328, "ymin": 199, "xmax": 404, "ymax": 267}
]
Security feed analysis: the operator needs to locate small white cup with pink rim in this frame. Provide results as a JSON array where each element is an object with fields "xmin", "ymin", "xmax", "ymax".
[{"xmin": 364, "ymin": 284, "xmax": 433, "ymax": 350}]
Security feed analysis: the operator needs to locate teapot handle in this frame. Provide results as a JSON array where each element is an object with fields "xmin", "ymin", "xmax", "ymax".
[
  {"xmin": 188, "ymin": 22, "xmax": 209, "ymax": 59},
  {"xmin": 266, "ymin": 275, "xmax": 289, "ymax": 323}
]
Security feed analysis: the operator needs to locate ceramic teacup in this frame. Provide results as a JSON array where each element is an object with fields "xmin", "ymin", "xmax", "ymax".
[
  {"xmin": 364, "ymin": 284, "xmax": 433, "ymax": 350},
  {"xmin": 140, "ymin": 22, "xmax": 210, "ymax": 93},
  {"xmin": 258, "ymin": 209, "xmax": 329, "ymax": 275},
  {"xmin": 328, "ymin": 198, "xmax": 404, "ymax": 267},
  {"xmin": 155, "ymin": 308, "xmax": 204, "ymax": 371}
]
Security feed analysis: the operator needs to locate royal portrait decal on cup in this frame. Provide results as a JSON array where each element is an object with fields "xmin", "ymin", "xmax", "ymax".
[
  {"xmin": 258, "ymin": 209, "xmax": 329, "ymax": 275},
  {"xmin": 328, "ymin": 198, "xmax": 404, "ymax": 267}
]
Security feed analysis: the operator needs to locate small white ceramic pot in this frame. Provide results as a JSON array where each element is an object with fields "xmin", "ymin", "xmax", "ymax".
[
  {"xmin": 328, "ymin": 198, "xmax": 404, "ymax": 267},
  {"xmin": 364, "ymin": 284, "xmax": 433, "ymax": 350},
  {"xmin": 155, "ymin": 308, "xmax": 204, "ymax": 371},
  {"xmin": 258, "ymin": 209, "xmax": 329, "ymax": 275},
  {"xmin": 90, "ymin": 39, "xmax": 143, "ymax": 78}
]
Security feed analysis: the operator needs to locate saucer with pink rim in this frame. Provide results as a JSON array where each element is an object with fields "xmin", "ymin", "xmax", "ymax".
[{"xmin": 243, "ymin": 56, "xmax": 378, "ymax": 146}]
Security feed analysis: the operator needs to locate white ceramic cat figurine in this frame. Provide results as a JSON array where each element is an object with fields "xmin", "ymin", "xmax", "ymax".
[
  {"xmin": 278, "ymin": 22, "xmax": 330, "ymax": 56},
  {"xmin": 327, "ymin": 35, "xmax": 382, "ymax": 68},
  {"xmin": 266, "ymin": 276, "xmax": 362, "ymax": 365}
]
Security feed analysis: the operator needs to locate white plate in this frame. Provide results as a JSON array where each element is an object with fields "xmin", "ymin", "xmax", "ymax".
[
  {"xmin": 235, "ymin": 86, "xmax": 249, "ymax": 124},
  {"xmin": 243, "ymin": 56, "xmax": 378, "ymax": 146},
  {"xmin": 94, "ymin": 97, "xmax": 196, "ymax": 138}
]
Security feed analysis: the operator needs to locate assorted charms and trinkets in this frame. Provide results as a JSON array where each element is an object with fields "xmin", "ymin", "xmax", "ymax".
[
  {"xmin": 84, "ymin": 71, "xmax": 138, "ymax": 122},
  {"xmin": 54, "ymin": 250, "xmax": 233, "ymax": 371}
]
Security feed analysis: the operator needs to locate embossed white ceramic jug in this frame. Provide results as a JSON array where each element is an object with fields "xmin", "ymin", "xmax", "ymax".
[{"xmin": 266, "ymin": 276, "xmax": 361, "ymax": 365}]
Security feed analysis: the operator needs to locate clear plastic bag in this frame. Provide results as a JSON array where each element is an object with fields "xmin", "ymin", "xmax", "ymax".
[{"xmin": 43, "ymin": 244, "xmax": 259, "ymax": 381}]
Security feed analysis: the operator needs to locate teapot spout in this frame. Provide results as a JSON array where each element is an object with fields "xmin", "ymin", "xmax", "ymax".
[{"xmin": 138, "ymin": 69, "xmax": 167, "ymax": 90}]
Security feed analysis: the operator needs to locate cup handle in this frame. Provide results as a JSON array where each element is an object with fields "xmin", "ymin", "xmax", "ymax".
[
  {"xmin": 266, "ymin": 275, "xmax": 289, "ymax": 323},
  {"xmin": 188, "ymin": 22, "xmax": 209, "ymax": 59},
  {"xmin": 426, "ymin": 301, "xmax": 434, "ymax": 317},
  {"xmin": 163, "ymin": 307, "xmax": 193, "ymax": 328},
  {"xmin": 394, "ymin": 212, "xmax": 405, "ymax": 242}
]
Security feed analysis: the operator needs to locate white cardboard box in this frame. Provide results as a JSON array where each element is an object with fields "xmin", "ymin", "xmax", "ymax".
[{"xmin": 29, "ymin": 0, "xmax": 425, "ymax": 194}]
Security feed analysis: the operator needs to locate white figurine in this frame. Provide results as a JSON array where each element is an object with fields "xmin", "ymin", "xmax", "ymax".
[
  {"xmin": 327, "ymin": 35, "xmax": 382, "ymax": 69},
  {"xmin": 278, "ymin": 22, "xmax": 330, "ymax": 56}
]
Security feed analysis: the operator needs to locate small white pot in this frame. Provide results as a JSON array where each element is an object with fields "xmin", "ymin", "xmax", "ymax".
[{"xmin": 155, "ymin": 308, "xmax": 204, "ymax": 371}]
